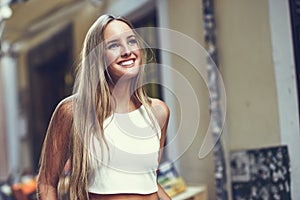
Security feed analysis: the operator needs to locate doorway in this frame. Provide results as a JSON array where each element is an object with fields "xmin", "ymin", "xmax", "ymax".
[{"xmin": 27, "ymin": 24, "xmax": 73, "ymax": 171}]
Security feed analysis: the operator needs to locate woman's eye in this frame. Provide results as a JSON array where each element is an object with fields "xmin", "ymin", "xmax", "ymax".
[
  {"xmin": 107, "ymin": 43, "xmax": 120, "ymax": 49},
  {"xmin": 128, "ymin": 38, "xmax": 138, "ymax": 46}
]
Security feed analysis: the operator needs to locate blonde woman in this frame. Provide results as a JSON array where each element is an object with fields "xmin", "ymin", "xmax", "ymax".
[{"xmin": 37, "ymin": 14, "xmax": 171, "ymax": 200}]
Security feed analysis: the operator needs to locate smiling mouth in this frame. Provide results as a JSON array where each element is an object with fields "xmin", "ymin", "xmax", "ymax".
[{"xmin": 118, "ymin": 59, "xmax": 135, "ymax": 67}]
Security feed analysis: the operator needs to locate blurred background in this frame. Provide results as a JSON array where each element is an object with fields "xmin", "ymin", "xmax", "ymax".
[{"xmin": 0, "ymin": 0, "xmax": 300, "ymax": 199}]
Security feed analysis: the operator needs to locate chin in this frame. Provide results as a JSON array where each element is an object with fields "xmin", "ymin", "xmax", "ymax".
[{"xmin": 120, "ymin": 69, "xmax": 140, "ymax": 80}]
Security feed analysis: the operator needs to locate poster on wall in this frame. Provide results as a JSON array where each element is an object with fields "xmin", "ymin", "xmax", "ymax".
[{"xmin": 230, "ymin": 145, "xmax": 291, "ymax": 200}]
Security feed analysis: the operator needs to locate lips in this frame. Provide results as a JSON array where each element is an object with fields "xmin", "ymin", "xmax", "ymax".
[{"xmin": 118, "ymin": 59, "xmax": 135, "ymax": 67}]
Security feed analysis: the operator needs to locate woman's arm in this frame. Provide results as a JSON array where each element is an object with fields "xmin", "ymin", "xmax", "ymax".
[
  {"xmin": 37, "ymin": 98, "xmax": 73, "ymax": 199},
  {"xmin": 151, "ymin": 98, "xmax": 171, "ymax": 200},
  {"xmin": 37, "ymin": 183, "xmax": 57, "ymax": 200},
  {"xmin": 158, "ymin": 184, "xmax": 171, "ymax": 200}
]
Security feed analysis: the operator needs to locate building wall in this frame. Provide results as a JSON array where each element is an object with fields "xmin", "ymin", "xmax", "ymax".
[
  {"xmin": 165, "ymin": 0, "xmax": 283, "ymax": 199},
  {"xmin": 215, "ymin": 0, "xmax": 281, "ymax": 150},
  {"xmin": 166, "ymin": 0, "xmax": 216, "ymax": 199}
]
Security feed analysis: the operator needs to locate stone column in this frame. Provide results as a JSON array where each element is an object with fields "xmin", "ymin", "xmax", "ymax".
[
  {"xmin": 0, "ymin": 42, "xmax": 20, "ymax": 178},
  {"xmin": 0, "ymin": 61, "xmax": 8, "ymax": 180}
]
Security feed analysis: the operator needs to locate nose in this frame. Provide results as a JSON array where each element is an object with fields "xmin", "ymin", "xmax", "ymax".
[{"xmin": 120, "ymin": 44, "xmax": 131, "ymax": 58}]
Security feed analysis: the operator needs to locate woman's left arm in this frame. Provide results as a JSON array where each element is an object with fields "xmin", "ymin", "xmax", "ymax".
[
  {"xmin": 151, "ymin": 99, "xmax": 171, "ymax": 200},
  {"xmin": 158, "ymin": 184, "xmax": 171, "ymax": 200}
]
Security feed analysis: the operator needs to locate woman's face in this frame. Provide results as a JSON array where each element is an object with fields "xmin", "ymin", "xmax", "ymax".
[{"xmin": 103, "ymin": 20, "xmax": 142, "ymax": 82}]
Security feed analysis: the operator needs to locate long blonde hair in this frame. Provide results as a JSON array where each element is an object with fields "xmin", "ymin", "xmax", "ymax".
[{"xmin": 67, "ymin": 14, "xmax": 155, "ymax": 199}]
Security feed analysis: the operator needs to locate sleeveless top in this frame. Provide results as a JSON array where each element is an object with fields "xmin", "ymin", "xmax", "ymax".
[{"xmin": 88, "ymin": 105, "xmax": 161, "ymax": 194}]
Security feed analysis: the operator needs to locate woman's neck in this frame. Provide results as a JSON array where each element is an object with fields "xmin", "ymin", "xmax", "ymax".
[{"xmin": 109, "ymin": 81, "xmax": 139, "ymax": 113}]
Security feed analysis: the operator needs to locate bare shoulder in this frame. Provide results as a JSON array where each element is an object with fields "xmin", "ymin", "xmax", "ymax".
[
  {"xmin": 44, "ymin": 96, "xmax": 75, "ymax": 147},
  {"xmin": 52, "ymin": 95, "xmax": 74, "ymax": 123},
  {"xmin": 150, "ymin": 98, "xmax": 170, "ymax": 116},
  {"xmin": 150, "ymin": 98, "xmax": 170, "ymax": 129},
  {"xmin": 57, "ymin": 95, "xmax": 74, "ymax": 110}
]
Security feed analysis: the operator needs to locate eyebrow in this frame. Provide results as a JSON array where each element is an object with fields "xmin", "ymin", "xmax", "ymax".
[
  {"xmin": 106, "ymin": 39, "xmax": 118, "ymax": 46},
  {"xmin": 127, "ymin": 34, "xmax": 136, "ymax": 39},
  {"xmin": 105, "ymin": 34, "xmax": 136, "ymax": 45}
]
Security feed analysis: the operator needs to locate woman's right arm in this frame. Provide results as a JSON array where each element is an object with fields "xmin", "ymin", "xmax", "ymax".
[{"xmin": 37, "ymin": 98, "xmax": 73, "ymax": 200}]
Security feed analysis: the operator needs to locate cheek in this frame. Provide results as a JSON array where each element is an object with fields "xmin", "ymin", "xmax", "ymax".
[
  {"xmin": 134, "ymin": 49, "xmax": 142, "ymax": 63},
  {"xmin": 105, "ymin": 51, "xmax": 119, "ymax": 66}
]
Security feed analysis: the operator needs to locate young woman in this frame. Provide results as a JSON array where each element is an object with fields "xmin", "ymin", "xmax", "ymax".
[{"xmin": 37, "ymin": 14, "xmax": 171, "ymax": 200}]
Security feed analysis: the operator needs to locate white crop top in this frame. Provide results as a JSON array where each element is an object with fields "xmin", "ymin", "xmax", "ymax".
[{"xmin": 88, "ymin": 105, "xmax": 161, "ymax": 194}]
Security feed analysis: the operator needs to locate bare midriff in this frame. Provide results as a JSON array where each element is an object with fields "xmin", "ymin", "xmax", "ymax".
[{"xmin": 89, "ymin": 192, "xmax": 159, "ymax": 200}]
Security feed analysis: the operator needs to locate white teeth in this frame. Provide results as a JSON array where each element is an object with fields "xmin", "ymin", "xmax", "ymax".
[{"xmin": 120, "ymin": 60, "xmax": 134, "ymax": 66}]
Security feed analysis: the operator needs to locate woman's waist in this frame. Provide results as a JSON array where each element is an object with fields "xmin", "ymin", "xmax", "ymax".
[{"xmin": 89, "ymin": 192, "xmax": 159, "ymax": 200}]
